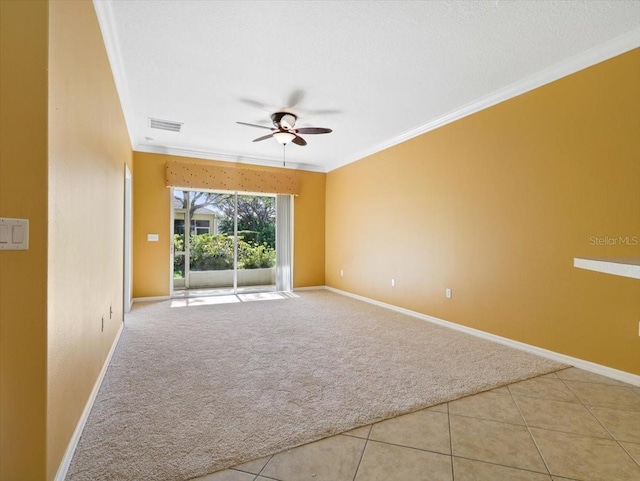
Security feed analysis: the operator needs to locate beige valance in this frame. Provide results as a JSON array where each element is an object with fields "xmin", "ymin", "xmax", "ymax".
[{"xmin": 165, "ymin": 160, "xmax": 300, "ymax": 195}]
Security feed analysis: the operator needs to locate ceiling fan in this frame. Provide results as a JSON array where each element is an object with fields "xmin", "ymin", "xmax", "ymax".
[{"xmin": 236, "ymin": 112, "xmax": 332, "ymax": 146}]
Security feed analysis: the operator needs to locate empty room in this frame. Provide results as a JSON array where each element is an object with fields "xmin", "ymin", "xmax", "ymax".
[{"xmin": 1, "ymin": 1, "xmax": 639, "ymax": 481}]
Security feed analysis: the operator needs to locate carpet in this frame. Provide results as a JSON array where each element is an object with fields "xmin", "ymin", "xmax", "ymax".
[{"xmin": 66, "ymin": 290, "xmax": 566, "ymax": 481}]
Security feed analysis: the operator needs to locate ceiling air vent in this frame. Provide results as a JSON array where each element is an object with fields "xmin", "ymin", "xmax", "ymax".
[{"xmin": 148, "ymin": 117, "xmax": 183, "ymax": 132}]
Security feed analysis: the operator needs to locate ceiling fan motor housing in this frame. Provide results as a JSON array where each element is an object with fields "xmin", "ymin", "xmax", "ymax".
[{"xmin": 271, "ymin": 112, "xmax": 297, "ymax": 130}]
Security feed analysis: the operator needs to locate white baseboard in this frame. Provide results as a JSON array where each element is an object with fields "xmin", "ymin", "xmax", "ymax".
[
  {"xmin": 52, "ymin": 284, "xmax": 639, "ymax": 481},
  {"xmin": 132, "ymin": 295, "xmax": 171, "ymax": 304},
  {"xmin": 325, "ymin": 286, "xmax": 640, "ymax": 387},
  {"xmin": 54, "ymin": 322, "xmax": 125, "ymax": 481},
  {"xmin": 293, "ymin": 286, "xmax": 328, "ymax": 292}
]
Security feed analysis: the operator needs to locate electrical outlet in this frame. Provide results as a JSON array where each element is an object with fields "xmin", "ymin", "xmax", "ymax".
[
  {"xmin": 445, "ymin": 288, "xmax": 452, "ymax": 298},
  {"xmin": 391, "ymin": 278, "xmax": 395, "ymax": 287},
  {"xmin": 340, "ymin": 269, "xmax": 344, "ymax": 277}
]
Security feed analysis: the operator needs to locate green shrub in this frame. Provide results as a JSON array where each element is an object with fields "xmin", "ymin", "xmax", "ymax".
[
  {"xmin": 190, "ymin": 234, "xmax": 234, "ymax": 271},
  {"xmin": 238, "ymin": 242, "xmax": 276, "ymax": 269},
  {"xmin": 180, "ymin": 233, "xmax": 276, "ymax": 271},
  {"xmin": 173, "ymin": 233, "xmax": 184, "ymax": 252},
  {"xmin": 173, "ymin": 234, "xmax": 185, "ymax": 277},
  {"xmin": 237, "ymin": 230, "xmax": 258, "ymax": 244}
]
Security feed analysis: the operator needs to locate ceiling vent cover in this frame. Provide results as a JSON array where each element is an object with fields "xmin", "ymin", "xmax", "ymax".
[{"xmin": 148, "ymin": 117, "xmax": 183, "ymax": 132}]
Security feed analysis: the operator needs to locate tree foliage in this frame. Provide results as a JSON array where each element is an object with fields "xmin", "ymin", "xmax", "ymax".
[
  {"xmin": 219, "ymin": 195, "xmax": 276, "ymax": 248},
  {"xmin": 174, "ymin": 191, "xmax": 275, "ymax": 248}
]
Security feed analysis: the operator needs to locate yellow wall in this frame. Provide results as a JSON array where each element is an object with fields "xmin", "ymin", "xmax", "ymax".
[
  {"xmin": 291, "ymin": 166, "xmax": 326, "ymax": 288},
  {"xmin": 133, "ymin": 152, "xmax": 170, "ymax": 297},
  {"xmin": 1, "ymin": 1, "xmax": 133, "ymax": 479},
  {"xmin": 0, "ymin": 1, "xmax": 49, "ymax": 479},
  {"xmin": 133, "ymin": 152, "xmax": 325, "ymax": 297},
  {"xmin": 326, "ymin": 49, "xmax": 640, "ymax": 375},
  {"xmin": 46, "ymin": 1, "xmax": 133, "ymax": 478},
  {"xmin": 1, "ymin": 5, "xmax": 636, "ymax": 480}
]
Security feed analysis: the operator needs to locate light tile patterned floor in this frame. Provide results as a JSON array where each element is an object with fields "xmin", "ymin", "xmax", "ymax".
[{"xmin": 195, "ymin": 368, "xmax": 640, "ymax": 481}]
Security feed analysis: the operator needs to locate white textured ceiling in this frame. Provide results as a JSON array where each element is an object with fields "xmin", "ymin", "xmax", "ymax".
[{"xmin": 95, "ymin": 1, "xmax": 640, "ymax": 172}]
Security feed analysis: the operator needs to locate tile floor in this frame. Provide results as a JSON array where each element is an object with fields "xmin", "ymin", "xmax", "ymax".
[{"xmin": 195, "ymin": 367, "xmax": 640, "ymax": 481}]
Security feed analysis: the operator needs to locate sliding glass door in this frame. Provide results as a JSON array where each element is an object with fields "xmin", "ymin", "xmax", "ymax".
[
  {"xmin": 173, "ymin": 190, "xmax": 232, "ymax": 292},
  {"xmin": 172, "ymin": 189, "xmax": 281, "ymax": 295},
  {"xmin": 234, "ymin": 194, "xmax": 277, "ymax": 292}
]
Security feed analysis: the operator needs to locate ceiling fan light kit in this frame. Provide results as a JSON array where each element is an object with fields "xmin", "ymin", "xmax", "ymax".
[
  {"xmin": 273, "ymin": 131, "xmax": 296, "ymax": 145},
  {"xmin": 237, "ymin": 111, "xmax": 332, "ymax": 147}
]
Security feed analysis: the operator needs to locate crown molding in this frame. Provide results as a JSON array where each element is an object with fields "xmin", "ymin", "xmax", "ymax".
[
  {"xmin": 94, "ymin": 0, "xmax": 326, "ymax": 173},
  {"xmin": 135, "ymin": 144, "xmax": 327, "ymax": 173},
  {"xmin": 330, "ymin": 28, "xmax": 640, "ymax": 172},
  {"xmin": 93, "ymin": 0, "xmax": 137, "ymax": 150},
  {"xmin": 95, "ymin": 0, "xmax": 639, "ymax": 175}
]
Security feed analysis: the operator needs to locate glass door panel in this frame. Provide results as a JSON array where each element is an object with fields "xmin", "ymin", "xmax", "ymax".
[
  {"xmin": 185, "ymin": 191, "xmax": 234, "ymax": 293},
  {"xmin": 235, "ymin": 194, "xmax": 276, "ymax": 293},
  {"xmin": 172, "ymin": 189, "xmax": 277, "ymax": 295},
  {"xmin": 172, "ymin": 191, "xmax": 187, "ymax": 290}
]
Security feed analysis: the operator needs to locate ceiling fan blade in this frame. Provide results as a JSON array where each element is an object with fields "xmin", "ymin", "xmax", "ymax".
[
  {"xmin": 240, "ymin": 99, "xmax": 271, "ymax": 112},
  {"xmin": 292, "ymin": 135, "xmax": 307, "ymax": 146},
  {"xmin": 301, "ymin": 108, "xmax": 342, "ymax": 116},
  {"xmin": 237, "ymin": 121, "xmax": 274, "ymax": 131},
  {"xmin": 295, "ymin": 127, "xmax": 332, "ymax": 135},
  {"xmin": 286, "ymin": 89, "xmax": 305, "ymax": 108},
  {"xmin": 252, "ymin": 133, "xmax": 274, "ymax": 142}
]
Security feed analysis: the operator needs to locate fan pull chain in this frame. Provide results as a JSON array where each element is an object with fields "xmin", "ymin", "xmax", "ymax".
[{"xmin": 283, "ymin": 144, "xmax": 286, "ymax": 167}]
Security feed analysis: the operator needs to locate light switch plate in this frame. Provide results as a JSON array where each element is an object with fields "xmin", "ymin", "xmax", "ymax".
[
  {"xmin": 0, "ymin": 218, "xmax": 29, "ymax": 250},
  {"xmin": 0, "ymin": 225, "xmax": 9, "ymax": 244},
  {"xmin": 147, "ymin": 233, "xmax": 159, "ymax": 242}
]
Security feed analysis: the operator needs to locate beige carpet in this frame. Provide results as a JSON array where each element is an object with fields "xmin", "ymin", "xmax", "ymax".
[{"xmin": 66, "ymin": 290, "xmax": 565, "ymax": 481}]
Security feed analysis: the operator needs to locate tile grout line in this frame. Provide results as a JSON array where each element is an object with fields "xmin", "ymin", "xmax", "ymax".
[
  {"xmin": 359, "ymin": 435, "xmax": 453, "ymax": 458},
  {"xmin": 451, "ymin": 454, "xmax": 556, "ymax": 478},
  {"xmin": 447, "ymin": 410, "xmax": 532, "ymax": 429},
  {"xmin": 619, "ymin": 443, "xmax": 640, "ymax": 469},
  {"xmin": 446, "ymin": 402, "xmax": 455, "ymax": 481},
  {"xmin": 251, "ymin": 471, "xmax": 279, "ymax": 481},
  {"xmin": 557, "ymin": 376, "xmax": 640, "ymax": 469},
  {"xmin": 351, "ymin": 428, "xmax": 371, "ymax": 481},
  {"xmin": 253, "ymin": 455, "xmax": 276, "ymax": 480},
  {"xmin": 507, "ymin": 381, "xmax": 554, "ymax": 478},
  {"xmin": 509, "ymin": 392, "xmax": 626, "ymax": 442},
  {"xmin": 229, "ymin": 468, "xmax": 274, "ymax": 481},
  {"xmin": 386, "ymin": 391, "xmax": 551, "ymax": 477}
]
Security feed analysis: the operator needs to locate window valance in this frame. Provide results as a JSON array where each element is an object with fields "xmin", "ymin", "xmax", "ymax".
[{"xmin": 165, "ymin": 160, "xmax": 300, "ymax": 195}]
